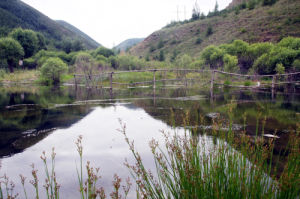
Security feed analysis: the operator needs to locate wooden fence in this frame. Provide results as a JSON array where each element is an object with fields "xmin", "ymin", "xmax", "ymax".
[{"xmin": 73, "ymin": 69, "xmax": 300, "ymax": 92}]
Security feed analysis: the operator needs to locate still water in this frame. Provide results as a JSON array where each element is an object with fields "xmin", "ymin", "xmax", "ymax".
[{"xmin": 0, "ymin": 85, "xmax": 299, "ymax": 198}]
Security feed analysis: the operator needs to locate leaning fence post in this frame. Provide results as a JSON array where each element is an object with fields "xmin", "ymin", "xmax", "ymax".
[{"xmin": 110, "ymin": 72, "xmax": 114, "ymax": 89}]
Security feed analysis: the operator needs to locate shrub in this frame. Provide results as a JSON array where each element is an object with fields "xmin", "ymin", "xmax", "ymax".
[
  {"xmin": 263, "ymin": 0, "xmax": 277, "ymax": 6},
  {"xmin": 223, "ymin": 54, "xmax": 238, "ymax": 72},
  {"xmin": 40, "ymin": 57, "xmax": 68, "ymax": 84},
  {"xmin": 292, "ymin": 59, "xmax": 300, "ymax": 71},
  {"xmin": 275, "ymin": 63, "xmax": 285, "ymax": 74},
  {"xmin": 244, "ymin": 80, "xmax": 251, "ymax": 86},
  {"xmin": 23, "ymin": 57, "xmax": 37, "ymax": 69},
  {"xmin": 157, "ymin": 39, "xmax": 164, "ymax": 49},
  {"xmin": 196, "ymin": 37, "xmax": 203, "ymax": 44},
  {"xmin": 159, "ymin": 50, "xmax": 165, "ymax": 61},
  {"xmin": 206, "ymin": 25, "xmax": 213, "ymax": 36}
]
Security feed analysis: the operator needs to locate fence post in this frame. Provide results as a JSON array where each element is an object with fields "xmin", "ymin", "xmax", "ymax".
[
  {"xmin": 210, "ymin": 70, "xmax": 215, "ymax": 100},
  {"xmin": 272, "ymin": 75, "xmax": 276, "ymax": 90},
  {"xmin": 110, "ymin": 72, "xmax": 114, "ymax": 89},
  {"xmin": 153, "ymin": 70, "xmax": 156, "ymax": 89},
  {"xmin": 272, "ymin": 75, "xmax": 276, "ymax": 100},
  {"xmin": 74, "ymin": 74, "xmax": 77, "ymax": 87},
  {"xmin": 210, "ymin": 70, "xmax": 215, "ymax": 91}
]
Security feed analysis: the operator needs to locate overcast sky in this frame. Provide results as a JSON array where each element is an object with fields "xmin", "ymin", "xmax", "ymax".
[{"xmin": 22, "ymin": 0, "xmax": 232, "ymax": 48}]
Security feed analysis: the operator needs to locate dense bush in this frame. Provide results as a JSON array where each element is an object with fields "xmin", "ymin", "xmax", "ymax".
[{"xmin": 40, "ymin": 57, "xmax": 68, "ymax": 84}]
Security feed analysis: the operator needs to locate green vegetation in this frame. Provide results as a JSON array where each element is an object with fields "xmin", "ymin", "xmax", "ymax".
[
  {"xmin": 130, "ymin": 0, "xmax": 300, "ymax": 59},
  {"xmin": 9, "ymin": 28, "xmax": 39, "ymax": 58},
  {"xmin": 40, "ymin": 57, "xmax": 68, "ymax": 85},
  {"xmin": 0, "ymin": 37, "xmax": 24, "ymax": 72}
]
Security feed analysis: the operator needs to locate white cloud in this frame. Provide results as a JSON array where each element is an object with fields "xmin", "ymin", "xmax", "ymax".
[{"xmin": 22, "ymin": 0, "xmax": 232, "ymax": 48}]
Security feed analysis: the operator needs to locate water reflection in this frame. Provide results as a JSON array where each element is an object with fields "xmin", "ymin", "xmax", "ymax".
[{"xmin": 0, "ymin": 85, "xmax": 299, "ymax": 198}]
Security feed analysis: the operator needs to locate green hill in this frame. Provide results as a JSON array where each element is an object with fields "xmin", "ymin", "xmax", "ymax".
[
  {"xmin": 114, "ymin": 38, "xmax": 144, "ymax": 52},
  {"xmin": 0, "ymin": 0, "xmax": 100, "ymax": 49},
  {"xmin": 130, "ymin": 0, "xmax": 300, "ymax": 60},
  {"xmin": 56, "ymin": 20, "xmax": 101, "ymax": 49}
]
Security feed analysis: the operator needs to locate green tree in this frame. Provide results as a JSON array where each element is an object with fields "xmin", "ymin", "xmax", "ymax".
[
  {"xmin": 200, "ymin": 45, "xmax": 225, "ymax": 69},
  {"xmin": 93, "ymin": 47, "xmax": 114, "ymax": 58},
  {"xmin": 292, "ymin": 59, "xmax": 300, "ymax": 71},
  {"xmin": 36, "ymin": 32, "xmax": 47, "ymax": 51},
  {"xmin": 9, "ymin": 28, "xmax": 38, "ymax": 58},
  {"xmin": 223, "ymin": 54, "xmax": 238, "ymax": 72},
  {"xmin": 191, "ymin": 2, "xmax": 201, "ymax": 21},
  {"xmin": 176, "ymin": 54, "xmax": 193, "ymax": 68},
  {"xmin": 206, "ymin": 25, "xmax": 213, "ymax": 36},
  {"xmin": 275, "ymin": 63, "xmax": 285, "ymax": 74},
  {"xmin": 40, "ymin": 57, "xmax": 68, "ymax": 84},
  {"xmin": 0, "ymin": 37, "xmax": 24, "ymax": 72},
  {"xmin": 159, "ymin": 50, "xmax": 165, "ymax": 61}
]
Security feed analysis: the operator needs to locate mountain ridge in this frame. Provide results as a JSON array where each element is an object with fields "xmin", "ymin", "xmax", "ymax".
[{"xmin": 0, "ymin": 0, "xmax": 100, "ymax": 49}]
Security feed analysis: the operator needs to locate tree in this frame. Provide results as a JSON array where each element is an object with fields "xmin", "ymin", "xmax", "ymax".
[
  {"xmin": 75, "ymin": 52, "xmax": 96, "ymax": 85},
  {"xmin": 93, "ymin": 47, "xmax": 114, "ymax": 58},
  {"xmin": 40, "ymin": 57, "xmax": 68, "ymax": 84},
  {"xmin": 9, "ymin": 28, "xmax": 38, "ymax": 58},
  {"xmin": 159, "ymin": 50, "xmax": 165, "ymax": 61},
  {"xmin": 200, "ymin": 45, "xmax": 225, "ymax": 69},
  {"xmin": 176, "ymin": 54, "xmax": 192, "ymax": 67},
  {"xmin": 0, "ymin": 37, "xmax": 24, "ymax": 72},
  {"xmin": 223, "ymin": 54, "xmax": 238, "ymax": 72},
  {"xmin": 191, "ymin": 1, "xmax": 201, "ymax": 20},
  {"xmin": 206, "ymin": 25, "xmax": 213, "ymax": 36},
  {"xmin": 36, "ymin": 32, "xmax": 47, "ymax": 51},
  {"xmin": 214, "ymin": 1, "xmax": 219, "ymax": 13}
]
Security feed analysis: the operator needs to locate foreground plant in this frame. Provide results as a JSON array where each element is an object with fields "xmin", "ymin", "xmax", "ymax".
[{"xmin": 119, "ymin": 117, "xmax": 299, "ymax": 199}]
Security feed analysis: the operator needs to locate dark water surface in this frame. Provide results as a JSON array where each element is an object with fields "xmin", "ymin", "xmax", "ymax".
[{"xmin": 0, "ymin": 85, "xmax": 299, "ymax": 198}]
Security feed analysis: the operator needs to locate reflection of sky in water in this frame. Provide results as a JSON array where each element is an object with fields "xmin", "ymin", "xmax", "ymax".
[{"xmin": 1, "ymin": 104, "xmax": 181, "ymax": 198}]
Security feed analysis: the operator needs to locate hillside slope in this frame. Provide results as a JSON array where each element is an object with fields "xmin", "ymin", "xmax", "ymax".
[
  {"xmin": 56, "ymin": 20, "xmax": 101, "ymax": 48},
  {"xmin": 130, "ymin": 0, "xmax": 300, "ymax": 59},
  {"xmin": 114, "ymin": 38, "xmax": 144, "ymax": 52},
  {"xmin": 0, "ymin": 0, "xmax": 100, "ymax": 49}
]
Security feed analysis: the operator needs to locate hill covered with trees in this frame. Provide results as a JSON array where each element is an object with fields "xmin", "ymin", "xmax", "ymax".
[
  {"xmin": 113, "ymin": 38, "xmax": 144, "ymax": 52},
  {"xmin": 130, "ymin": 0, "xmax": 300, "ymax": 60},
  {"xmin": 0, "ymin": 0, "xmax": 100, "ymax": 50}
]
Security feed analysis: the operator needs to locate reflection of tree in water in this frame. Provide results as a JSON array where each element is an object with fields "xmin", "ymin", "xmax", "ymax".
[{"xmin": 0, "ymin": 86, "xmax": 94, "ymax": 158}]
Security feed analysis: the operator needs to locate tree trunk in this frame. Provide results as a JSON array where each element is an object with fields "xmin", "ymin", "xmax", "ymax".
[{"xmin": 8, "ymin": 60, "xmax": 14, "ymax": 73}]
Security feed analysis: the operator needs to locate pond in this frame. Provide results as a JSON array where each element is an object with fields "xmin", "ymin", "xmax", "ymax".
[{"xmin": 0, "ymin": 84, "xmax": 299, "ymax": 198}]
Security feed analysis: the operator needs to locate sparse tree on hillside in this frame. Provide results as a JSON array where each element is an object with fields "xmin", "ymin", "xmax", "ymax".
[
  {"xmin": 0, "ymin": 37, "xmax": 24, "ymax": 72},
  {"xmin": 214, "ymin": 1, "xmax": 219, "ymax": 13},
  {"xmin": 191, "ymin": 1, "xmax": 201, "ymax": 20}
]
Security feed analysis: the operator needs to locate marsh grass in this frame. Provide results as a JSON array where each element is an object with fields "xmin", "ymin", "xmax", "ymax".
[
  {"xmin": 0, "ymin": 104, "xmax": 299, "ymax": 199},
  {"xmin": 0, "ymin": 70, "xmax": 39, "ymax": 83}
]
